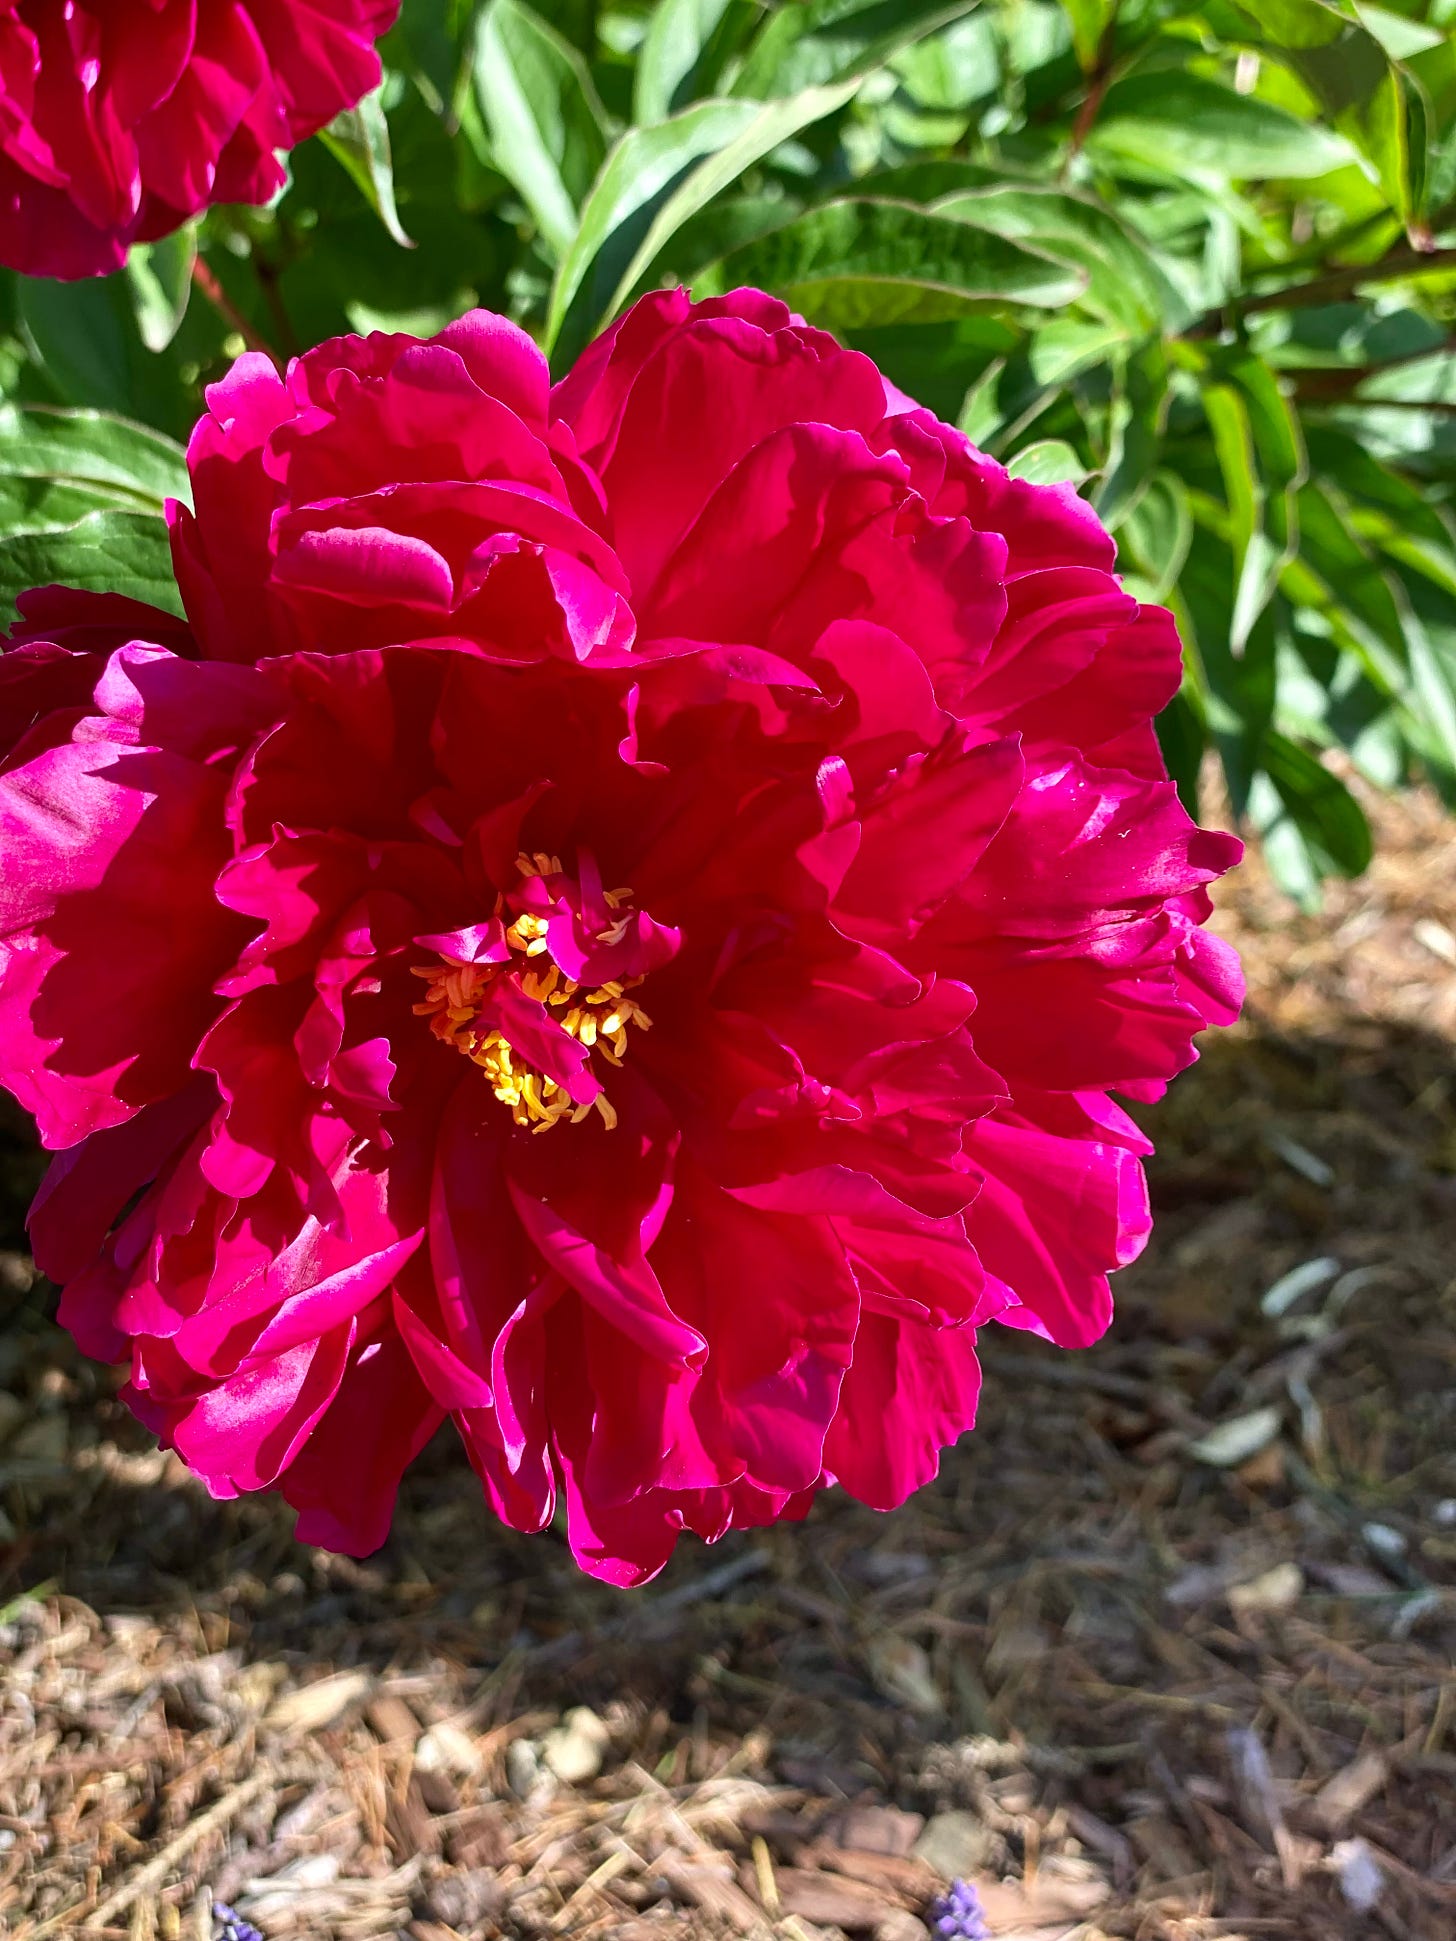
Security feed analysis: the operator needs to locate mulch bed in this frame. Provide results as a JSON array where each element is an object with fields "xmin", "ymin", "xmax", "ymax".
[{"xmin": 2, "ymin": 776, "xmax": 1453, "ymax": 1941}]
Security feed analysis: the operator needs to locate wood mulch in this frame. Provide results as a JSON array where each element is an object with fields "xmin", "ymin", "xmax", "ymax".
[{"xmin": 1, "ymin": 776, "xmax": 1453, "ymax": 1941}]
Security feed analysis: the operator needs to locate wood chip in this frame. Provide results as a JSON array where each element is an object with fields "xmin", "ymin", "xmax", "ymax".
[
  {"xmin": 657, "ymin": 1854, "xmax": 766, "ymax": 1935},
  {"xmin": 365, "ymin": 1695, "xmax": 420, "ymax": 1746},
  {"xmin": 823, "ymin": 1805, "xmax": 925, "ymax": 1858},
  {"xmin": 763, "ymin": 1866, "xmax": 896, "ymax": 1930},
  {"xmin": 265, "ymin": 1670, "xmax": 372, "ymax": 1735},
  {"xmin": 1313, "ymin": 1751, "xmax": 1389, "ymax": 1832}
]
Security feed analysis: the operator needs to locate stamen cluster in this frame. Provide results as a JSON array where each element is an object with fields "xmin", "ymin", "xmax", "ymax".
[{"xmin": 412, "ymin": 854, "xmax": 651, "ymax": 1132}]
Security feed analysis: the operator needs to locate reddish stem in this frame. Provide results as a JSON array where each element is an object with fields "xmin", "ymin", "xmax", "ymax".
[
  {"xmin": 190, "ymin": 257, "xmax": 282, "ymax": 369},
  {"xmin": 1063, "ymin": 12, "xmax": 1121, "ymax": 172}
]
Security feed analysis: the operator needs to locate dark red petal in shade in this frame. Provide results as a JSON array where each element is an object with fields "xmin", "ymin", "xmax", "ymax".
[{"xmin": 282, "ymin": 1329, "xmax": 447, "ymax": 1556}]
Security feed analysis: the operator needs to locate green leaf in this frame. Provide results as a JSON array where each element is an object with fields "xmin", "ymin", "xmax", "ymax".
[
  {"xmin": 892, "ymin": 13, "xmax": 1000, "ymax": 112},
  {"xmin": 957, "ymin": 357, "xmax": 1009, "ymax": 445},
  {"xmin": 320, "ymin": 84, "xmax": 414, "ymax": 248},
  {"xmin": 1005, "ymin": 438, "xmax": 1089, "ymax": 485},
  {"xmin": 1234, "ymin": 0, "xmax": 1347, "ymax": 52},
  {"xmin": 470, "ymin": 0, "xmax": 608, "ymax": 257},
  {"xmin": 0, "ymin": 404, "xmax": 189, "ymax": 511},
  {"xmin": 1059, "ymin": 0, "xmax": 1116, "ymax": 73},
  {"xmin": 1237, "ymin": 2, "xmax": 1427, "ymax": 231},
  {"xmin": 0, "ymin": 510, "xmax": 183, "ymax": 624},
  {"xmin": 1191, "ymin": 350, "xmax": 1305, "ymax": 653},
  {"xmin": 1087, "ymin": 70, "xmax": 1354, "ymax": 181},
  {"xmin": 546, "ymin": 99, "xmax": 760, "ymax": 361},
  {"xmin": 693, "ymin": 199, "xmax": 1086, "ymax": 332},
  {"xmin": 1257, "ymin": 731, "xmax": 1374, "ymax": 881},
  {"xmin": 123, "ymin": 225, "xmax": 196, "ymax": 353},
  {"xmin": 609, "ymin": 79, "xmax": 864, "ymax": 301},
  {"xmin": 634, "ymin": 0, "xmax": 755, "ymax": 121},
  {"xmin": 1288, "ymin": 480, "xmax": 1408, "ymax": 686},
  {"xmin": 15, "ymin": 277, "xmax": 197, "ymax": 437},
  {"xmin": 1305, "ymin": 426, "xmax": 1452, "ymax": 549},
  {"xmin": 0, "ymin": 475, "xmax": 136, "ymax": 534},
  {"xmin": 1156, "ymin": 690, "xmax": 1206, "ymax": 817},
  {"xmin": 1404, "ymin": 605, "xmax": 1456, "ymax": 781},
  {"xmin": 842, "ymin": 317, "xmax": 1021, "ymax": 423},
  {"xmin": 1122, "ymin": 472, "xmax": 1194, "ymax": 601},
  {"xmin": 732, "ymin": 0, "xmax": 980, "ymax": 100},
  {"xmin": 1177, "ymin": 525, "xmax": 1278, "ymax": 817},
  {"xmin": 932, "ymin": 184, "xmax": 1191, "ymax": 332},
  {"xmin": 1095, "ymin": 341, "xmax": 1169, "ymax": 529},
  {"xmin": 855, "ymin": 159, "xmax": 1002, "ymax": 202},
  {"xmin": 546, "ymin": 82, "xmax": 862, "ymax": 366},
  {"xmin": 1028, "ymin": 317, "xmax": 1129, "ymax": 388}
]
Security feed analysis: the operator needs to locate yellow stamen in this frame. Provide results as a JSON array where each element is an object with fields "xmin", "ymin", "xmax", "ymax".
[{"xmin": 412, "ymin": 861, "xmax": 649, "ymax": 1132}]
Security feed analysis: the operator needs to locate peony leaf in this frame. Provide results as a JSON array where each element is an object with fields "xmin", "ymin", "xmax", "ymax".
[
  {"xmin": 732, "ymin": 0, "xmax": 981, "ymax": 100},
  {"xmin": 692, "ymin": 199, "xmax": 1086, "ymax": 330},
  {"xmin": 15, "ymin": 276, "xmax": 198, "ymax": 437},
  {"xmin": 1255, "ymin": 733, "xmax": 1374, "ymax": 885},
  {"xmin": 1402, "ymin": 606, "xmax": 1456, "ymax": 787},
  {"xmin": 633, "ymin": 0, "xmax": 756, "ymax": 122},
  {"xmin": 1155, "ymin": 691, "xmax": 1206, "ymax": 818},
  {"xmin": 545, "ymin": 98, "xmax": 763, "ymax": 363},
  {"xmin": 892, "ymin": 12, "xmax": 1000, "ymax": 115},
  {"xmin": 123, "ymin": 224, "xmax": 196, "ymax": 353},
  {"xmin": 0, "ymin": 475, "xmax": 144, "ymax": 535},
  {"xmin": 1004, "ymin": 439, "xmax": 1088, "ymax": 487},
  {"xmin": 1121, "ymin": 473, "xmax": 1194, "ymax": 603},
  {"xmin": 0, "ymin": 509, "xmax": 183, "ymax": 624},
  {"xmin": 1086, "ymin": 69, "xmax": 1354, "ymax": 181},
  {"xmin": 1096, "ymin": 338, "xmax": 1170, "ymax": 534},
  {"xmin": 1232, "ymin": 0, "xmax": 1349, "ymax": 52},
  {"xmin": 0, "ymin": 405, "xmax": 189, "ymax": 512},
  {"xmin": 470, "ymin": 0, "xmax": 608, "ymax": 259},
  {"xmin": 932, "ymin": 184, "xmax": 1192, "ymax": 334},
  {"xmin": 545, "ymin": 81, "xmax": 858, "ymax": 367},
  {"xmin": 1192, "ymin": 350, "xmax": 1306, "ymax": 654},
  {"xmin": 1059, "ymin": 0, "xmax": 1117, "ymax": 73},
  {"xmin": 319, "ymin": 85, "xmax": 414, "ymax": 249},
  {"xmin": 1231, "ymin": 0, "xmax": 1442, "ymax": 234},
  {"xmin": 602, "ymin": 79, "xmax": 860, "ymax": 313}
]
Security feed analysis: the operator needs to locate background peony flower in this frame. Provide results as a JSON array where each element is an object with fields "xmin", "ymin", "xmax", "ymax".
[
  {"xmin": 0, "ymin": 0, "xmax": 399, "ymax": 279},
  {"xmin": 0, "ymin": 291, "xmax": 1242, "ymax": 1583}
]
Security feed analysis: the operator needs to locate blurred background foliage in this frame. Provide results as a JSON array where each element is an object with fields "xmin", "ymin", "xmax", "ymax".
[{"xmin": 2, "ymin": 0, "xmax": 1456, "ymax": 902}]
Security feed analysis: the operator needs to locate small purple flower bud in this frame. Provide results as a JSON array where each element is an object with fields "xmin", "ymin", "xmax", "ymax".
[
  {"xmin": 929, "ymin": 1876, "xmax": 991, "ymax": 1940},
  {"xmin": 213, "ymin": 1904, "xmax": 264, "ymax": 1941}
]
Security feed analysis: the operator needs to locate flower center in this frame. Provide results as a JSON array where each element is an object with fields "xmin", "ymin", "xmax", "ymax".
[{"xmin": 412, "ymin": 852, "xmax": 651, "ymax": 1132}]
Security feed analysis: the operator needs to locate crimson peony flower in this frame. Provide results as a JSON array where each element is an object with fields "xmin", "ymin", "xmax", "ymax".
[
  {"xmin": 0, "ymin": 0, "xmax": 398, "ymax": 279},
  {"xmin": 0, "ymin": 292, "xmax": 1242, "ymax": 1583}
]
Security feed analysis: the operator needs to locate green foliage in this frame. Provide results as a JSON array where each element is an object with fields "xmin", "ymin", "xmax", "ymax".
[{"xmin": 3, "ymin": 0, "xmax": 1456, "ymax": 900}]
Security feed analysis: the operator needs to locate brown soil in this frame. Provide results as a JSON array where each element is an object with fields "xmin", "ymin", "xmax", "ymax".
[{"xmin": 2, "ymin": 780, "xmax": 1453, "ymax": 1941}]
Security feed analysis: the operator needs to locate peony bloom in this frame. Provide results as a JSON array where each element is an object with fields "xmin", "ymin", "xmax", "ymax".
[
  {"xmin": 0, "ymin": 291, "xmax": 1242, "ymax": 1583},
  {"xmin": 0, "ymin": 0, "xmax": 398, "ymax": 279}
]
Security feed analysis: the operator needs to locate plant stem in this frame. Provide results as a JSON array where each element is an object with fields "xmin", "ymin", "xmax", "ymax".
[
  {"xmin": 1200, "ymin": 244, "xmax": 1456, "ymax": 334},
  {"xmin": 1063, "ymin": 10, "xmax": 1121, "ymax": 175},
  {"xmin": 251, "ymin": 248, "xmax": 301, "ymax": 362},
  {"xmin": 1288, "ymin": 340, "xmax": 1455, "ymax": 405},
  {"xmin": 191, "ymin": 258, "xmax": 282, "ymax": 368}
]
